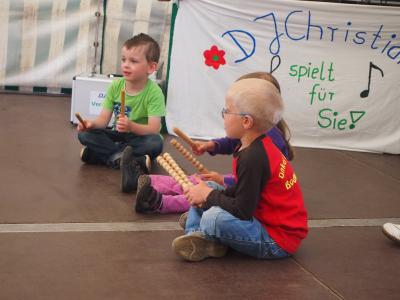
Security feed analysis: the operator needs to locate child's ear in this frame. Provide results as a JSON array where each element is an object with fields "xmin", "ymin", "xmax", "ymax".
[
  {"xmin": 243, "ymin": 115, "xmax": 254, "ymax": 129},
  {"xmin": 147, "ymin": 62, "xmax": 158, "ymax": 75}
]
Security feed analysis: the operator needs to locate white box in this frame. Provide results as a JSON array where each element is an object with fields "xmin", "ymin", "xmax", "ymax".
[{"xmin": 70, "ymin": 73, "xmax": 116, "ymax": 126}]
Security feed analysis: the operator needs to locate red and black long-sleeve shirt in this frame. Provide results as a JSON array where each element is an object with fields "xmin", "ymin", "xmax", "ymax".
[{"xmin": 204, "ymin": 134, "xmax": 308, "ymax": 254}]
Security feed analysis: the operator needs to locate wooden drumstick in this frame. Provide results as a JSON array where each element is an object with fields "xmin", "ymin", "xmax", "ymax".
[
  {"xmin": 120, "ymin": 89, "xmax": 126, "ymax": 116},
  {"xmin": 170, "ymin": 139, "xmax": 209, "ymax": 174},
  {"xmin": 173, "ymin": 127, "xmax": 196, "ymax": 148},
  {"xmin": 75, "ymin": 112, "xmax": 87, "ymax": 130}
]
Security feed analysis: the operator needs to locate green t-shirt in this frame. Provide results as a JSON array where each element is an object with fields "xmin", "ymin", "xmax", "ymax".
[{"xmin": 102, "ymin": 78, "xmax": 166, "ymax": 130}]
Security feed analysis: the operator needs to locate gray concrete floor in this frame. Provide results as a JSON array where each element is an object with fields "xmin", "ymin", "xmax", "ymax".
[{"xmin": 0, "ymin": 93, "xmax": 399, "ymax": 300}]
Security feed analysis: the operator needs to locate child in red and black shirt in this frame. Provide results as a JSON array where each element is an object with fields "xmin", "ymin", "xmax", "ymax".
[{"xmin": 172, "ymin": 78, "xmax": 308, "ymax": 262}]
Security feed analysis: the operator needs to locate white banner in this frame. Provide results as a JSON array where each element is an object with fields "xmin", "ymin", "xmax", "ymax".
[{"xmin": 166, "ymin": 0, "xmax": 400, "ymax": 154}]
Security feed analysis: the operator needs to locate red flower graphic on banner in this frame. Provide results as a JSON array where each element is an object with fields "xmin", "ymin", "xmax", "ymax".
[{"xmin": 203, "ymin": 45, "xmax": 226, "ymax": 69}]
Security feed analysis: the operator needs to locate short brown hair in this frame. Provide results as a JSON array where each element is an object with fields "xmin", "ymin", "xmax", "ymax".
[{"xmin": 123, "ymin": 33, "xmax": 160, "ymax": 63}]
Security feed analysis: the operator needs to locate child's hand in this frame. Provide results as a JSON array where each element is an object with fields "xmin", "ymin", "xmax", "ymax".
[
  {"xmin": 116, "ymin": 115, "xmax": 131, "ymax": 132},
  {"xmin": 192, "ymin": 141, "xmax": 215, "ymax": 156},
  {"xmin": 77, "ymin": 120, "xmax": 93, "ymax": 132},
  {"xmin": 201, "ymin": 171, "xmax": 224, "ymax": 186},
  {"xmin": 184, "ymin": 175, "xmax": 212, "ymax": 207}
]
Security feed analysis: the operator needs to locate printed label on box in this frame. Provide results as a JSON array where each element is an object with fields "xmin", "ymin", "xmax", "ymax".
[{"xmin": 89, "ymin": 91, "xmax": 106, "ymax": 115}]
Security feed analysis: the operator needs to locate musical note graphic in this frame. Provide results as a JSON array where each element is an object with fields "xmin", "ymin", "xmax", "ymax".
[
  {"xmin": 360, "ymin": 61, "xmax": 384, "ymax": 98},
  {"xmin": 270, "ymin": 55, "xmax": 281, "ymax": 74}
]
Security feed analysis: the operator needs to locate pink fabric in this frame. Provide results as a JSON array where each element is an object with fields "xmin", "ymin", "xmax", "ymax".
[{"xmin": 149, "ymin": 175, "xmax": 199, "ymax": 214}]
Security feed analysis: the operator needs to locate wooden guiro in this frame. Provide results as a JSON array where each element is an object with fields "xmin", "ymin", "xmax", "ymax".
[
  {"xmin": 173, "ymin": 127, "xmax": 196, "ymax": 148},
  {"xmin": 156, "ymin": 153, "xmax": 193, "ymax": 189},
  {"xmin": 170, "ymin": 139, "xmax": 209, "ymax": 174}
]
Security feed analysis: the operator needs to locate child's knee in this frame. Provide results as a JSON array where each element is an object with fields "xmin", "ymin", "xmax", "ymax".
[
  {"xmin": 147, "ymin": 135, "xmax": 163, "ymax": 157},
  {"xmin": 78, "ymin": 131, "xmax": 90, "ymax": 144},
  {"xmin": 200, "ymin": 206, "xmax": 226, "ymax": 236}
]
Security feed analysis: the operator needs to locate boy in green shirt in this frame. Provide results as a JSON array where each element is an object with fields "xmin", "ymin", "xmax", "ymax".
[{"xmin": 77, "ymin": 33, "xmax": 166, "ymax": 193}]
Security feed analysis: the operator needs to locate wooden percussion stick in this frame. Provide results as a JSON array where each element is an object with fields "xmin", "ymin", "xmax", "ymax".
[
  {"xmin": 163, "ymin": 155, "xmax": 193, "ymax": 186},
  {"xmin": 162, "ymin": 153, "xmax": 191, "ymax": 185},
  {"xmin": 173, "ymin": 127, "xmax": 196, "ymax": 148},
  {"xmin": 156, "ymin": 156, "xmax": 192, "ymax": 188},
  {"xmin": 170, "ymin": 139, "xmax": 209, "ymax": 174},
  {"xmin": 172, "ymin": 140, "xmax": 207, "ymax": 173},
  {"xmin": 158, "ymin": 157, "xmax": 191, "ymax": 189},
  {"xmin": 120, "ymin": 89, "xmax": 126, "ymax": 116},
  {"xmin": 75, "ymin": 112, "xmax": 87, "ymax": 130},
  {"xmin": 156, "ymin": 156, "xmax": 186, "ymax": 186}
]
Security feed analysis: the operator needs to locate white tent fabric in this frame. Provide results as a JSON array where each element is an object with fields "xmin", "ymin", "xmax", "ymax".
[
  {"xmin": 166, "ymin": 0, "xmax": 400, "ymax": 154},
  {"xmin": 0, "ymin": 0, "xmax": 172, "ymax": 91}
]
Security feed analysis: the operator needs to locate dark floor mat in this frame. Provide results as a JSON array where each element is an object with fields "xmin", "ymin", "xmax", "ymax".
[
  {"xmin": 295, "ymin": 226, "xmax": 400, "ymax": 300},
  {"xmin": 0, "ymin": 231, "xmax": 339, "ymax": 300}
]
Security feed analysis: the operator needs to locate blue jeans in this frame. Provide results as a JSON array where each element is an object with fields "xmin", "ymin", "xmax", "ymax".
[
  {"xmin": 205, "ymin": 181, "xmax": 226, "ymax": 190},
  {"xmin": 185, "ymin": 206, "xmax": 290, "ymax": 259},
  {"xmin": 78, "ymin": 129, "xmax": 163, "ymax": 166}
]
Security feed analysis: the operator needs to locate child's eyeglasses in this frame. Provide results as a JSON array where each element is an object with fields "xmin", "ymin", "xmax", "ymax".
[{"xmin": 221, "ymin": 108, "xmax": 249, "ymax": 119}]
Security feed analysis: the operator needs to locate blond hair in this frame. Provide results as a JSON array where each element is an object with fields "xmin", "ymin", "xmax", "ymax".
[
  {"xmin": 237, "ymin": 71, "xmax": 281, "ymax": 92},
  {"xmin": 236, "ymin": 72, "xmax": 294, "ymax": 160},
  {"xmin": 227, "ymin": 78, "xmax": 283, "ymax": 132}
]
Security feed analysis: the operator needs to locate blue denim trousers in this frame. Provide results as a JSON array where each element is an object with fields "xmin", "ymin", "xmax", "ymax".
[
  {"xmin": 78, "ymin": 129, "xmax": 163, "ymax": 166},
  {"xmin": 185, "ymin": 206, "xmax": 290, "ymax": 259}
]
